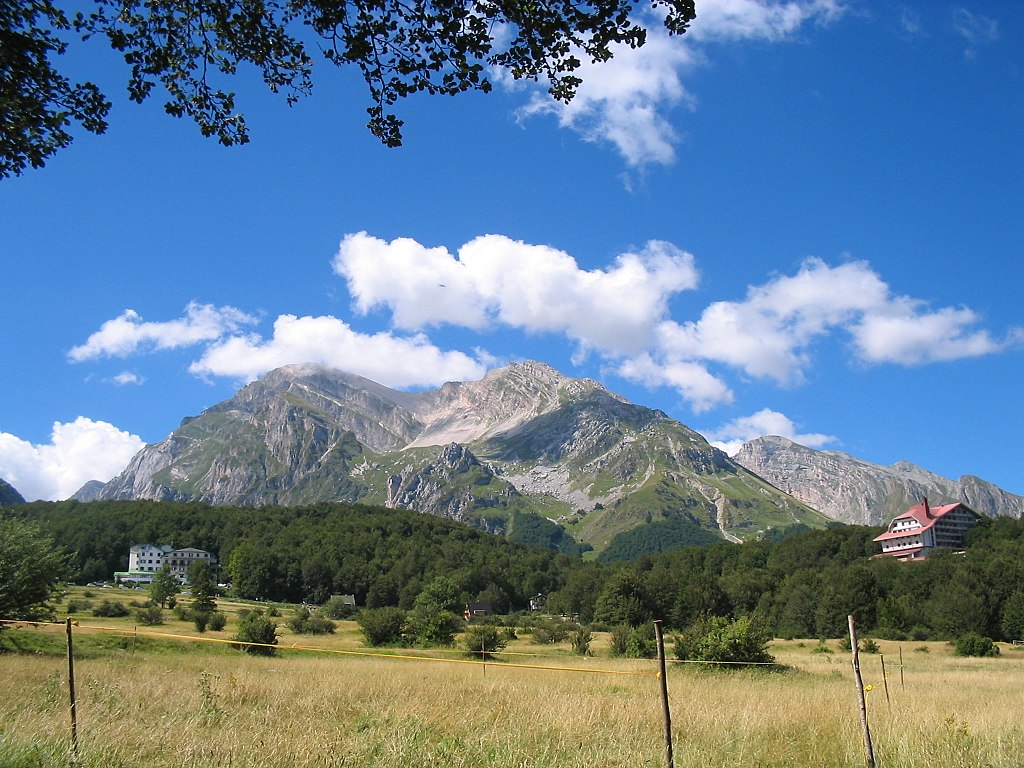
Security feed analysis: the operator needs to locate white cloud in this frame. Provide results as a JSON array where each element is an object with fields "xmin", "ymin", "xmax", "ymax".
[
  {"xmin": 68, "ymin": 302, "xmax": 258, "ymax": 362},
  {"xmin": 0, "ymin": 418, "xmax": 144, "ymax": 501},
  {"xmin": 703, "ymin": 407, "xmax": 838, "ymax": 455},
  {"xmin": 616, "ymin": 354, "xmax": 733, "ymax": 413},
  {"xmin": 188, "ymin": 314, "xmax": 488, "ymax": 388},
  {"xmin": 952, "ymin": 7, "xmax": 998, "ymax": 59},
  {"xmin": 333, "ymin": 232, "xmax": 699, "ymax": 356},
  {"xmin": 851, "ymin": 302, "xmax": 1006, "ymax": 364},
  {"xmin": 511, "ymin": 0, "xmax": 846, "ymax": 166},
  {"xmin": 112, "ymin": 371, "xmax": 144, "ymax": 386},
  {"xmin": 690, "ymin": 0, "xmax": 845, "ymax": 42},
  {"xmin": 616, "ymin": 256, "xmax": 1020, "ymax": 409}
]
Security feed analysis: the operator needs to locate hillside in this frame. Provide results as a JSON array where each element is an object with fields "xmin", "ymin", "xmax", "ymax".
[{"xmin": 0, "ymin": 477, "xmax": 25, "ymax": 505}]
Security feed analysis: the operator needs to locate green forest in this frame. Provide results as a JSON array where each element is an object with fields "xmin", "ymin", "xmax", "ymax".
[{"xmin": 7, "ymin": 500, "xmax": 1024, "ymax": 642}]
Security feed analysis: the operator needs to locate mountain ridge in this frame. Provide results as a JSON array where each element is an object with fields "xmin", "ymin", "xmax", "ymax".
[
  {"xmin": 732, "ymin": 435, "xmax": 1024, "ymax": 525},
  {"xmin": 85, "ymin": 362, "xmax": 827, "ymax": 554}
]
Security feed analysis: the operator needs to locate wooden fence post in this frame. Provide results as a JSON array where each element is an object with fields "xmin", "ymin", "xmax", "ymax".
[
  {"xmin": 66, "ymin": 618, "xmax": 79, "ymax": 759},
  {"xmin": 880, "ymin": 654, "xmax": 891, "ymax": 707},
  {"xmin": 653, "ymin": 620, "xmax": 674, "ymax": 768},
  {"xmin": 848, "ymin": 615, "xmax": 876, "ymax": 768}
]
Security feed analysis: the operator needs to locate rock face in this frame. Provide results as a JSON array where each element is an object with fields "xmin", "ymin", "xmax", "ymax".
[
  {"xmin": 91, "ymin": 362, "xmax": 827, "ymax": 553},
  {"xmin": 733, "ymin": 435, "xmax": 1024, "ymax": 525},
  {"xmin": 0, "ymin": 477, "xmax": 25, "ymax": 505}
]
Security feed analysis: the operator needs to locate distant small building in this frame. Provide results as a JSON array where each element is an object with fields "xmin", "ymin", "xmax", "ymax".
[
  {"xmin": 873, "ymin": 498, "xmax": 981, "ymax": 560},
  {"xmin": 464, "ymin": 602, "xmax": 494, "ymax": 620},
  {"xmin": 529, "ymin": 593, "xmax": 546, "ymax": 612},
  {"xmin": 118, "ymin": 543, "xmax": 218, "ymax": 583}
]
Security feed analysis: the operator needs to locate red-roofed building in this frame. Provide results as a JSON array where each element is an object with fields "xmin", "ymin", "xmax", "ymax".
[{"xmin": 873, "ymin": 498, "xmax": 982, "ymax": 560}]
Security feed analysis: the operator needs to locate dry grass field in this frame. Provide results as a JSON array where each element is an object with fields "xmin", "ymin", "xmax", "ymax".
[{"xmin": 2, "ymin": 588, "xmax": 1023, "ymax": 768}]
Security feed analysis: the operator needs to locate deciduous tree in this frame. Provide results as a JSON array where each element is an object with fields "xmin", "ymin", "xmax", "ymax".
[
  {"xmin": 1, "ymin": 0, "xmax": 696, "ymax": 176},
  {"xmin": 0, "ymin": 517, "xmax": 73, "ymax": 621}
]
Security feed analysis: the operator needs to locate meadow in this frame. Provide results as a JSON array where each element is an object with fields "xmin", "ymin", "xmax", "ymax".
[{"xmin": 2, "ymin": 587, "xmax": 1023, "ymax": 768}]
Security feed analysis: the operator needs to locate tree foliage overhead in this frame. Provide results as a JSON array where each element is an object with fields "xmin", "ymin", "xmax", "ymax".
[{"xmin": 2, "ymin": 0, "xmax": 696, "ymax": 177}]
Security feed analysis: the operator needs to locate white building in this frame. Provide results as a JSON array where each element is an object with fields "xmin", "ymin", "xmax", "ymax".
[
  {"xmin": 873, "ymin": 499, "xmax": 981, "ymax": 561},
  {"xmin": 124, "ymin": 543, "xmax": 217, "ymax": 582}
]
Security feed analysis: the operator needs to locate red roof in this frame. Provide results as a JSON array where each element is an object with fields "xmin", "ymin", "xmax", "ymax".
[{"xmin": 873, "ymin": 501, "xmax": 964, "ymax": 542}]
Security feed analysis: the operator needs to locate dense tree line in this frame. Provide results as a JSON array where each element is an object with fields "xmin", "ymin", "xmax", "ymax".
[
  {"xmin": 552, "ymin": 519, "xmax": 1024, "ymax": 642},
  {"xmin": 10, "ymin": 500, "xmax": 1024, "ymax": 642},
  {"xmin": 10, "ymin": 501, "xmax": 573, "ymax": 609}
]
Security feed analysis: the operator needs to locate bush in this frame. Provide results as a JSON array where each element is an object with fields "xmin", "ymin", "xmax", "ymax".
[
  {"xmin": 463, "ymin": 624, "xmax": 507, "ymax": 657},
  {"xmin": 860, "ymin": 638, "xmax": 880, "ymax": 654},
  {"xmin": 93, "ymin": 600, "xmax": 130, "ymax": 618},
  {"xmin": 66, "ymin": 600, "xmax": 93, "ymax": 614},
  {"xmin": 674, "ymin": 616, "xmax": 775, "ymax": 667},
  {"xmin": 174, "ymin": 604, "xmax": 194, "ymax": 622},
  {"xmin": 208, "ymin": 611, "xmax": 228, "ymax": 631},
  {"xmin": 570, "ymin": 625, "xmax": 592, "ymax": 656},
  {"xmin": 288, "ymin": 608, "xmax": 337, "ymax": 635},
  {"xmin": 955, "ymin": 633, "xmax": 1000, "ymax": 657},
  {"xmin": 232, "ymin": 609, "xmax": 278, "ymax": 655},
  {"xmin": 194, "ymin": 612, "xmax": 210, "ymax": 632},
  {"xmin": 135, "ymin": 605, "xmax": 164, "ymax": 625},
  {"xmin": 357, "ymin": 607, "xmax": 408, "ymax": 647},
  {"xmin": 322, "ymin": 595, "xmax": 357, "ymax": 620},
  {"xmin": 810, "ymin": 640, "xmax": 834, "ymax": 654},
  {"xmin": 625, "ymin": 624, "xmax": 656, "ymax": 659},
  {"xmin": 531, "ymin": 618, "xmax": 571, "ymax": 645},
  {"xmin": 609, "ymin": 625, "xmax": 631, "ymax": 657}
]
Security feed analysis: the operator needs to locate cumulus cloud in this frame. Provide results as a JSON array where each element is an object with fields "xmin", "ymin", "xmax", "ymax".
[
  {"xmin": 68, "ymin": 302, "xmax": 258, "ymax": 362},
  {"xmin": 112, "ymin": 371, "xmax": 144, "ymax": 386},
  {"xmin": 702, "ymin": 407, "xmax": 838, "ymax": 455},
  {"xmin": 334, "ymin": 232, "xmax": 699, "ymax": 355},
  {"xmin": 68, "ymin": 235, "xmax": 1018, "ymax": 417},
  {"xmin": 616, "ymin": 256, "xmax": 1020, "ymax": 410},
  {"xmin": 188, "ymin": 314, "xmax": 488, "ymax": 387},
  {"xmin": 511, "ymin": 0, "xmax": 846, "ymax": 166},
  {"xmin": 0, "ymin": 418, "xmax": 144, "ymax": 501}
]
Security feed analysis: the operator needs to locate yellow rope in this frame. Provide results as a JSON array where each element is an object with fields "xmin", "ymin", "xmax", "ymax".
[{"xmin": 0, "ymin": 619, "xmax": 657, "ymax": 678}]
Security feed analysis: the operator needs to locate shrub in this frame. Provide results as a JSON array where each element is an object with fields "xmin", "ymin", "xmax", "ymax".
[
  {"xmin": 194, "ymin": 612, "xmax": 210, "ymax": 632},
  {"xmin": 66, "ymin": 600, "xmax": 93, "ymax": 614},
  {"xmin": 174, "ymin": 604, "xmax": 194, "ymax": 622},
  {"xmin": 463, "ymin": 624, "xmax": 507, "ymax": 657},
  {"xmin": 135, "ymin": 605, "xmax": 164, "ymax": 625},
  {"xmin": 208, "ymin": 611, "xmax": 228, "ymax": 631},
  {"xmin": 570, "ymin": 625, "xmax": 592, "ymax": 656},
  {"xmin": 288, "ymin": 608, "xmax": 337, "ymax": 635},
  {"xmin": 609, "ymin": 625, "xmax": 631, "ymax": 657},
  {"xmin": 955, "ymin": 633, "xmax": 1000, "ymax": 657},
  {"xmin": 322, "ymin": 595, "xmax": 356, "ymax": 620},
  {"xmin": 531, "ymin": 618, "xmax": 571, "ymax": 645},
  {"xmin": 811, "ymin": 640, "xmax": 833, "ymax": 654},
  {"xmin": 625, "ymin": 623, "xmax": 656, "ymax": 659},
  {"xmin": 232, "ymin": 609, "xmax": 278, "ymax": 655},
  {"xmin": 357, "ymin": 607, "xmax": 408, "ymax": 647},
  {"xmin": 860, "ymin": 638, "xmax": 880, "ymax": 654},
  {"xmin": 674, "ymin": 616, "xmax": 775, "ymax": 667},
  {"xmin": 93, "ymin": 600, "xmax": 130, "ymax": 618}
]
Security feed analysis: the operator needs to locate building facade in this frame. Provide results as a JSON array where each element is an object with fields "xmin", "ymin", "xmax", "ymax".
[
  {"xmin": 873, "ymin": 499, "xmax": 981, "ymax": 560},
  {"xmin": 123, "ymin": 543, "xmax": 217, "ymax": 582}
]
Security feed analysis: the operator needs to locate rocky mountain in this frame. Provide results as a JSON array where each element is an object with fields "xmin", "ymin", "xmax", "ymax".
[
  {"xmin": 88, "ymin": 362, "xmax": 828, "ymax": 554},
  {"xmin": 733, "ymin": 435, "xmax": 1024, "ymax": 526},
  {"xmin": 0, "ymin": 477, "xmax": 25, "ymax": 505}
]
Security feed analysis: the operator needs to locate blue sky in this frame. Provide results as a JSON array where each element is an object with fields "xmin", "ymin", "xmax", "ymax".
[{"xmin": 2, "ymin": 0, "xmax": 1021, "ymax": 503}]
